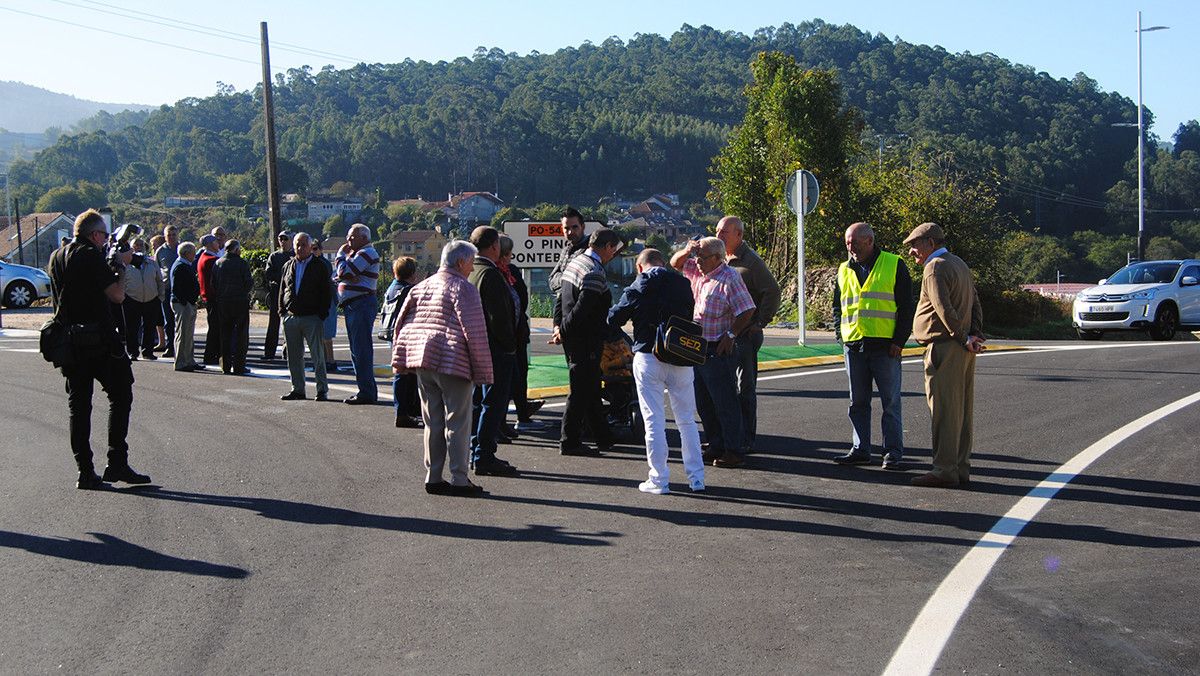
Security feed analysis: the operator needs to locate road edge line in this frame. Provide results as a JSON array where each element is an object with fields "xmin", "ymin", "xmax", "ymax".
[{"xmin": 881, "ymin": 389, "xmax": 1200, "ymax": 676}]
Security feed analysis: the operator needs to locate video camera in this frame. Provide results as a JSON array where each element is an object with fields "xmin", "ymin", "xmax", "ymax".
[{"xmin": 106, "ymin": 222, "xmax": 144, "ymax": 269}]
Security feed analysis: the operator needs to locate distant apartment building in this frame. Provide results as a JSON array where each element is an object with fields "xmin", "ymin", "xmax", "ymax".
[
  {"xmin": 307, "ymin": 195, "xmax": 364, "ymax": 222},
  {"xmin": 164, "ymin": 196, "xmax": 213, "ymax": 208},
  {"xmin": 451, "ymin": 191, "xmax": 505, "ymax": 224},
  {"xmin": 390, "ymin": 229, "xmax": 448, "ymax": 275}
]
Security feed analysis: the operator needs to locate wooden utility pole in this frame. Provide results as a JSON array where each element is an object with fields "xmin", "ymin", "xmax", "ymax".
[{"xmin": 260, "ymin": 21, "xmax": 283, "ymax": 247}]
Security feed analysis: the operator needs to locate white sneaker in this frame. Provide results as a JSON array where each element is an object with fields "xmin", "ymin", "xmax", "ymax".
[
  {"xmin": 688, "ymin": 478, "xmax": 706, "ymax": 493},
  {"xmin": 638, "ymin": 480, "xmax": 669, "ymax": 495}
]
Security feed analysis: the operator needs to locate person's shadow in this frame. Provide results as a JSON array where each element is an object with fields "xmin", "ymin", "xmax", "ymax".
[
  {"xmin": 0, "ymin": 530, "xmax": 248, "ymax": 579},
  {"xmin": 120, "ymin": 487, "xmax": 619, "ymax": 547}
]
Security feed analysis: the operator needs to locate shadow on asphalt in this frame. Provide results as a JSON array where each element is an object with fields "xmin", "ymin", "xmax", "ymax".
[
  {"xmin": 0, "ymin": 529, "xmax": 249, "ymax": 579},
  {"xmin": 499, "ymin": 470, "xmax": 1199, "ymax": 549},
  {"xmin": 119, "ymin": 487, "xmax": 619, "ymax": 546}
]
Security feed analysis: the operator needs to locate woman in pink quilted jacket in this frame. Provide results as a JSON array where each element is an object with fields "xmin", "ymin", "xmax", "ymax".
[{"xmin": 392, "ymin": 240, "xmax": 494, "ymax": 497}]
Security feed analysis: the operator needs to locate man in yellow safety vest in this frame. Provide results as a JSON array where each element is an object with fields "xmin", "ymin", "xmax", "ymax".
[{"xmin": 831, "ymin": 222, "xmax": 915, "ymax": 470}]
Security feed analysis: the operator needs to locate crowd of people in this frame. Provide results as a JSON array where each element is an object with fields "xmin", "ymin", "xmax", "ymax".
[{"xmin": 49, "ymin": 207, "xmax": 984, "ymax": 495}]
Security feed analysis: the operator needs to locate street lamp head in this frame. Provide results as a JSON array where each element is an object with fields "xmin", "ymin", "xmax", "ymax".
[{"xmin": 1140, "ymin": 25, "xmax": 1170, "ymax": 32}]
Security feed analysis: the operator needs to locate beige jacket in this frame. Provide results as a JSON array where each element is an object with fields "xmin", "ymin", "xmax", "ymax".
[{"xmin": 912, "ymin": 252, "xmax": 983, "ymax": 345}]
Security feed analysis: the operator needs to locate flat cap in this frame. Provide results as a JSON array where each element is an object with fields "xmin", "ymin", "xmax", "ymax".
[{"xmin": 903, "ymin": 222, "xmax": 945, "ymax": 245}]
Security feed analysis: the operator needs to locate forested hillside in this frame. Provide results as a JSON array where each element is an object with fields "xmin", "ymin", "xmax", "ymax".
[{"xmin": 6, "ymin": 20, "xmax": 1197, "ymax": 248}]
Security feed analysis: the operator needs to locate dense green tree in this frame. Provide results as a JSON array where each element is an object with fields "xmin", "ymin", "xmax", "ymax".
[
  {"xmin": 1145, "ymin": 236, "xmax": 1190, "ymax": 261},
  {"xmin": 1174, "ymin": 120, "xmax": 1200, "ymax": 157},
  {"xmin": 322, "ymin": 214, "xmax": 346, "ymax": 239},
  {"xmin": 709, "ymin": 52, "xmax": 860, "ymax": 274},
  {"xmin": 645, "ymin": 233, "xmax": 670, "ymax": 251},
  {"xmin": 110, "ymin": 162, "xmax": 157, "ymax": 201},
  {"xmin": 34, "ymin": 180, "xmax": 107, "ymax": 214}
]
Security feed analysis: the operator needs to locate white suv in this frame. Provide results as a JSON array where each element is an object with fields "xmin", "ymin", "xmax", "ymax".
[{"xmin": 1072, "ymin": 260, "xmax": 1200, "ymax": 340}]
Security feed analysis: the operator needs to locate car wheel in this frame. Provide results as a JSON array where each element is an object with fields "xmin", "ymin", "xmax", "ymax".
[
  {"xmin": 1149, "ymin": 304, "xmax": 1178, "ymax": 341},
  {"xmin": 3, "ymin": 280, "xmax": 35, "ymax": 308},
  {"xmin": 1076, "ymin": 329, "xmax": 1103, "ymax": 340}
]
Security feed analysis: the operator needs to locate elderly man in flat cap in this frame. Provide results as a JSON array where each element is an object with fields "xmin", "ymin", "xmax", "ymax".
[{"xmin": 904, "ymin": 222, "xmax": 985, "ymax": 488}]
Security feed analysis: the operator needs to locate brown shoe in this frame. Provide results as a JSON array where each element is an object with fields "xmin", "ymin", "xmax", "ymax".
[
  {"xmin": 910, "ymin": 472, "xmax": 959, "ymax": 488},
  {"xmin": 713, "ymin": 451, "xmax": 744, "ymax": 468}
]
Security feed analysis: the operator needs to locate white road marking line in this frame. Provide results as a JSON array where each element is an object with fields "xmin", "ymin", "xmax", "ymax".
[
  {"xmin": 881, "ymin": 389, "xmax": 1200, "ymax": 676},
  {"xmin": 756, "ymin": 341, "xmax": 1199, "ymax": 383}
]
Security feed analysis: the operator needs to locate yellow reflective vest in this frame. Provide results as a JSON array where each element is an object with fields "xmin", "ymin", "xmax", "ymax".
[{"xmin": 838, "ymin": 251, "xmax": 900, "ymax": 342}]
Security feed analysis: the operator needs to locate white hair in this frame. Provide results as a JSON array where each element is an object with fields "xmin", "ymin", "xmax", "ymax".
[
  {"xmin": 700, "ymin": 236, "xmax": 726, "ymax": 259},
  {"xmin": 348, "ymin": 223, "xmax": 371, "ymax": 240},
  {"xmin": 441, "ymin": 240, "xmax": 478, "ymax": 269},
  {"xmin": 177, "ymin": 241, "xmax": 196, "ymax": 257}
]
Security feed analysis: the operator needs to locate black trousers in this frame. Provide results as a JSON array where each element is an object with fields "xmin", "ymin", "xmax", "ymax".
[
  {"xmin": 560, "ymin": 351, "xmax": 611, "ymax": 449},
  {"xmin": 203, "ymin": 300, "xmax": 222, "ymax": 364},
  {"xmin": 63, "ymin": 354, "xmax": 134, "ymax": 473},
  {"xmin": 509, "ymin": 346, "xmax": 531, "ymax": 418},
  {"xmin": 123, "ymin": 298, "xmax": 160, "ymax": 356},
  {"xmin": 264, "ymin": 285, "xmax": 281, "ymax": 359},
  {"xmin": 218, "ymin": 297, "xmax": 250, "ymax": 373}
]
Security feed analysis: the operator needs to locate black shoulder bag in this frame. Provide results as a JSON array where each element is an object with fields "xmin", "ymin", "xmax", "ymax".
[{"xmin": 653, "ymin": 315, "xmax": 707, "ymax": 367}]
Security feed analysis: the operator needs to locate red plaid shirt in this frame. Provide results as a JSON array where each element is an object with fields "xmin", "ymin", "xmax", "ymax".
[{"xmin": 682, "ymin": 258, "xmax": 756, "ymax": 341}]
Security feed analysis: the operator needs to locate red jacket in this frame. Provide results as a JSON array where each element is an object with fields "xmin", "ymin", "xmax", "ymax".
[{"xmin": 197, "ymin": 250, "xmax": 219, "ymax": 302}]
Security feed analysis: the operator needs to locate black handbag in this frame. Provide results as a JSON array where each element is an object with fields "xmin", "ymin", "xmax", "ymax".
[
  {"xmin": 41, "ymin": 245, "xmax": 114, "ymax": 368},
  {"xmin": 653, "ymin": 315, "xmax": 707, "ymax": 367},
  {"xmin": 39, "ymin": 318, "xmax": 73, "ymax": 367}
]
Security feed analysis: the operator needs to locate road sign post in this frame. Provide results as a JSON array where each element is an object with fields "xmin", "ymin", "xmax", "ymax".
[{"xmin": 786, "ymin": 170, "xmax": 819, "ymax": 346}]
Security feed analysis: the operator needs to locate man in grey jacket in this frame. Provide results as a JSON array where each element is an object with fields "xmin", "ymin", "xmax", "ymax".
[
  {"xmin": 716, "ymin": 216, "xmax": 781, "ymax": 453},
  {"xmin": 213, "ymin": 239, "xmax": 254, "ymax": 375},
  {"xmin": 122, "ymin": 238, "xmax": 164, "ymax": 362}
]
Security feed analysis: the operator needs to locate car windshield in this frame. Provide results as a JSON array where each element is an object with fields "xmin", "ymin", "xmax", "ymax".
[{"xmin": 1106, "ymin": 262, "xmax": 1180, "ymax": 285}]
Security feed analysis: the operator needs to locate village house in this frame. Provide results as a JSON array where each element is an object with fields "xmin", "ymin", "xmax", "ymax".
[{"xmin": 0, "ymin": 212, "xmax": 75, "ymax": 269}]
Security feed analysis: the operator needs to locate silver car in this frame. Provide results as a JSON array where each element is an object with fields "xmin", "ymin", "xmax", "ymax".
[
  {"xmin": 0, "ymin": 259, "xmax": 54, "ymax": 308},
  {"xmin": 1072, "ymin": 259, "xmax": 1200, "ymax": 340}
]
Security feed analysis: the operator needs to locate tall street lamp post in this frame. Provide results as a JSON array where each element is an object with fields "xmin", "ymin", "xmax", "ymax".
[{"xmin": 1135, "ymin": 11, "xmax": 1169, "ymax": 261}]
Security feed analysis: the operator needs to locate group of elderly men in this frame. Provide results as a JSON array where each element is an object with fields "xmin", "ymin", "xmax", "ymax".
[
  {"xmin": 599, "ymin": 214, "xmax": 983, "ymax": 493},
  {"xmin": 55, "ymin": 202, "xmax": 982, "ymax": 494},
  {"xmin": 408, "ymin": 207, "xmax": 982, "ymax": 495},
  {"xmin": 143, "ymin": 224, "xmax": 382, "ymax": 407}
]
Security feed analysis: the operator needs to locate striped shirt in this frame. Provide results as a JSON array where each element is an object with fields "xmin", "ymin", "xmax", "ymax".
[
  {"xmin": 561, "ymin": 250, "xmax": 607, "ymax": 294},
  {"xmin": 335, "ymin": 244, "xmax": 380, "ymax": 306},
  {"xmin": 681, "ymin": 257, "xmax": 756, "ymax": 341}
]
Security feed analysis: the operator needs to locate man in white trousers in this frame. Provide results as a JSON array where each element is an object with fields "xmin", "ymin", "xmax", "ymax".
[{"xmin": 607, "ymin": 248, "xmax": 705, "ymax": 494}]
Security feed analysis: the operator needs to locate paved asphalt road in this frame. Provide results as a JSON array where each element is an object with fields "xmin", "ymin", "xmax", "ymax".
[{"xmin": 0, "ymin": 327, "xmax": 1197, "ymax": 674}]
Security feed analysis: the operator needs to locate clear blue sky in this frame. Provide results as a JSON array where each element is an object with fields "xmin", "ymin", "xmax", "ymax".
[{"xmin": 2, "ymin": 0, "xmax": 1195, "ymax": 139}]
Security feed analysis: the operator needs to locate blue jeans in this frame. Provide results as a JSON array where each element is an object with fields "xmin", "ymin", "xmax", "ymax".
[
  {"xmin": 843, "ymin": 343, "xmax": 903, "ymax": 459},
  {"xmin": 472, "ymin": 351, "xmax": 515, "ymax": 464},
  {"xmin": 342, "ymin": 296, "xmax": 378, "ymax": 401},
  {"xmin": 693, "ymin": 351, "xmax": 743, "ymax": 456}
]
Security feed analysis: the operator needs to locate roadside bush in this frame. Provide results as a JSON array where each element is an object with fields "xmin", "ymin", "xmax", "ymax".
[{"xmin": 982, "ymin": 288, "xmax": 1073, "ymax": 339}]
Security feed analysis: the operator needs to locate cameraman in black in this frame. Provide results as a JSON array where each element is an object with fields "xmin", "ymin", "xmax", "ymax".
[{"xmin": 48, "ymin": 209, "xmax": 152, "ymax": 490}]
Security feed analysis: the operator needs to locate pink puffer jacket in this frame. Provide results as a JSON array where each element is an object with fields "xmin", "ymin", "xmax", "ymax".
[{"xmin": 391, "ymin": 268, "xmax": 494, "ymax": 384}]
